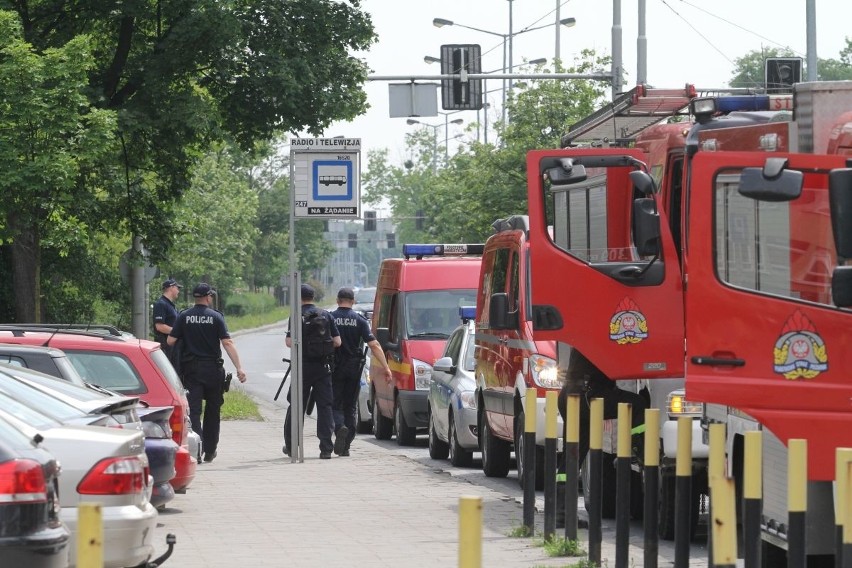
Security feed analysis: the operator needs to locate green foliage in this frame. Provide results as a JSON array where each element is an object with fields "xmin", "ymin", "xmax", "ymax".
[
  {"xmin": 220, "ymin": 387, "xmax": 263, "ymax": 421},
  {"xmin": 507, "ymin": 524, "xmax": 535, "ymax": 538},
  {"xmin": 227, "ymin": 306, "xmax": 289, "ymax": 334},
  {"xmin": 539, "ymin": 535, "xmax": 585, "ymax": 557},
  {"xmin": 222, "ymin": 292, "xmax": 279, "ymax": 317}
]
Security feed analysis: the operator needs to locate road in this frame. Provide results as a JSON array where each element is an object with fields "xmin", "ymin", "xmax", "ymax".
[{"xmin": 222, "ymin": 322, "xmax": 714, "ymax": 566}]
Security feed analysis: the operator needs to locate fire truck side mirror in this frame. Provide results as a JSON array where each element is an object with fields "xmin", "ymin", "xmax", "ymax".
[
  {"xmin": 633, "ymin": 198, "xmax": 661, "ymax": 257},
  {"xmin": 487, "ymin": 293, "xmax": 518, "ymax": 330},
  {"xmin": 545, "ymin": 159, "xmax": 587, "ymax": 187},
  {"xmin": 829, "ymin": 169, "xmax": 852, "ymax": 258},
  {"xmin": 737, "ymin": 159, "xmax": 802, "ymax": 203},
  {"xmin": 629, "ymin": 170, "xmax": 657, "ymax": 195}
]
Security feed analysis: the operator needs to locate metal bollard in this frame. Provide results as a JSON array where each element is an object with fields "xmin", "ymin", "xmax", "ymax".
[
  {"xmin": 707, "ymin": 423, "xmax": 726, "ymax": 567},
  {"xmin": 843, "ymin": 462, "xmax": 852, "ymax": 568},
  {"xmin": 674, "ymin": 416, "xmax": 692, "ymax": 568},
  {"xmin": 836, "ymin": 448, "xmax": 852, "ymax": 566},
  {"xmin": 588, "ymin": 398, "xmax": 604, "ymax": 565},
  {"xmin": 77, "ymin": 502, "xmax": 103, "ymax": 568},
  {"xmin": 563, "ymin": 394, "xmax": 580, "ymax": 541},
  {"xmin": 458, "ymin": 495, "xmax": 482, "ymax": 568},
  {"xmin": 711, "ymin": 476, "xmax": 738, "ymax": 568},
  {"xmin": 643, "ymin": 409, "xmax": 660, "ymax": 568},
  {"xmin": 543, "ymin": 391, "xmax": 558, "ymax": 540},
  {"xmin": 615, "ymin": 402, "xmax": 632, "ymax": 568},
  {"xmin": 787, "ymin": 439, "xmax": 807, "ymax": 568},
  {"xmin": 743, "ymin": 431, "xmax": 762, "ymax": 568},
  {"xmin": 522, "ymin": 390, "xmax": 537, "ymax": 533}
]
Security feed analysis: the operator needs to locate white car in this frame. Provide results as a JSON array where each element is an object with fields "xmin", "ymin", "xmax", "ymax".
[
  {"xmin": 427, "ymin": 318, "xmax": 479, "ymax": 467},
  {"xmin": 0, "ymin": 389, "xmax": 158, "ymax": 568}
]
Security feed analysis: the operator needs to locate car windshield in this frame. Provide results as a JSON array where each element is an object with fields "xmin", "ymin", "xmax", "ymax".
[
  {"xmin": 405, "ymin": 289, "xmax": 478, "ymax": 339},
  {"xmin": 355, "ymin": 288, "xmax": 376, "ymax": 304}
]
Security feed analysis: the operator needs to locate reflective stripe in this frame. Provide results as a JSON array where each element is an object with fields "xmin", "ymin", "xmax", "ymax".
[{"xmin": 388, "ymin": 360, "xmax": 411, "ymax": 375}]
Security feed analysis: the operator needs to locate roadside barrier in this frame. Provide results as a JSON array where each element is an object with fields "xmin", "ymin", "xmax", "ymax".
[
  {"xmin": 563, "ymin": 394, "xmax": 581, "ymax": 541},
  {"xmin": 522, "ymin": 389, "xmax": 537, "ymax": 533},
  {"xmin": 458, "ymin": 495, "xmax": 482, "ymax": 568},
  {"xmin": 615, "ymin": 402, "xmax": 632, "ymax": 568},
  {"xmin": 78, "ymin": 502, "xmax": 103, "ymax": 568},
  {"xmin": 642, "ymin": 408, "xmax": 660, "ymax": 568},
  {"xmin": 543, "ymin": 391, "xmax": 559, "ymax": 540}
]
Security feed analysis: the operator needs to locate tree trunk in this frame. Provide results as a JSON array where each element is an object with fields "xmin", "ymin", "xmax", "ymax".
[{"xmin": 10, "ymin": 225, "xmax": 40, "ymax": 322}]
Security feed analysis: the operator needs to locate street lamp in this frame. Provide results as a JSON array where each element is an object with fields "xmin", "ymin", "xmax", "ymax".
[{"xmin": 406, "ymin": 117, "xmax": 464, "ymax": 173}]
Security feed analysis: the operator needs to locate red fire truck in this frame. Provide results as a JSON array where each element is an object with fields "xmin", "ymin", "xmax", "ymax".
[{"xmin": 528, "ymin": 80, "xmax": 852, "ymax": 555}]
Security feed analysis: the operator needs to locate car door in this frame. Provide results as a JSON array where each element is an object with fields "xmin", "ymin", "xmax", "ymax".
[
  {"xmin": 431, "ymin": 327, "xmax": 464, "ymax": 436},
  {"xmin": 684, "ymin": 151, "xmax": 852, "ymax": 481}
]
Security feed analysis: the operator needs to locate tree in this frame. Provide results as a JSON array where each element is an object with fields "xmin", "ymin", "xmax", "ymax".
[
  {"xmin": 0, "ymin": 1, "xmax": 377, "ymax": 318},
  {"xmin": 0, "ymin": 12, "xmax": 118, "ymax": 321},
  {"xmin": 729, "ymin": 40, "xmax": 852, "ymax": 87}
]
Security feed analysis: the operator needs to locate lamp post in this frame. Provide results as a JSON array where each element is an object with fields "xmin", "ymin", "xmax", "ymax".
[
  {"xmin": 406, "ymin": 116, "xmax": 464, "ymax": 173},
  {"xmin": 433, "ymin": 16, "xmax": 575, "ymax": 124}
]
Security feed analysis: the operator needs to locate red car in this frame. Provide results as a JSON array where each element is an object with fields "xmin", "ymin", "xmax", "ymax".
[{"xmin": 0, "ymin": 325, "xmax": 196, "ymax": 492}]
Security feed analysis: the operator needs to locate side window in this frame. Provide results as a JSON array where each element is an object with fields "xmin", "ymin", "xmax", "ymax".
[
  {"xmin": 376, "ymin": 292, "xmax": 399, "ymax": 341},
  {"xmin": 443, "ymin": 328, "xmax": 464, "ymax": 363},
  {"xmin": 714, "ymin": 172, "xmax": 835, "ymax": 306},
  {"xmin": 508, "ymin": 248, "xmax": 520, "ymax": 312},
  {"xmin": 65, "ymin": 351, "xmax": 148, "ymax": 395},
  {"xmin": 0, "ymin": 355, "xmax": 26, "ymax": 368}
]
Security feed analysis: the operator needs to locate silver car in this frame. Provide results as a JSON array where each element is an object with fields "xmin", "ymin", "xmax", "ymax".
[
  {"xmin": 0, "ymin": 390, "xmax": 158, "ymax": 568},
  {"xmin": 356, "ymin": 355, "xmax": 372, "ymax": 433},
  {"xmin": 427, "ymin": 319, "xmax": 479, "ymax": 467}
]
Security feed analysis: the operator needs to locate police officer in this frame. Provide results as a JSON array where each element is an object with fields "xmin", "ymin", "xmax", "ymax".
[
  {"xmin": 168, "ymin": 283, "xmax": 247, "ymax": 463},
  {"xmin": 330, "ymin": 287, "xmax": 392, "ymax": 456},
  {"xmin": 153, "ymin": 279, "xmax": 182, "ymax": 360},
  {"xmin": 284, "ymin": 284, "xmax": 341, "ymax": 459}
]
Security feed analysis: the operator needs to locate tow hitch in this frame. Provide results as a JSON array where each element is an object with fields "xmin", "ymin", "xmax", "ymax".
[{"xmin": 145, "ymin": 533, "xmax": 176, "ymax": 567}]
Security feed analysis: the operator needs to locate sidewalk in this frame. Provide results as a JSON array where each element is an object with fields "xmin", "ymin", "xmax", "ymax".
[{"xmin": 151, "ymin": 393, "xmax": 705, "ymax": 567}]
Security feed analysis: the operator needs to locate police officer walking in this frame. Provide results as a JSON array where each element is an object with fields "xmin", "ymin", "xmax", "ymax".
[
  {"xmin": 284, "ymin": 284, "xmax": 340, "ymax": 459},
  {"xmin": 168, "ymin": 283, "xmax": 247, "ymax": 463},
  {"xmin": 153, "ymin": 279, "xmax": 182, "ymax": 360},
  {"xmin": 330, "ymin": 287, "xmax": 391, "ymax": 456}
]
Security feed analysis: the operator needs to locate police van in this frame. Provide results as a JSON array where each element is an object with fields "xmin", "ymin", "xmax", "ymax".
[{"xmin": 370, "ymin": 244, "xmax": 482, "ymax": 446}]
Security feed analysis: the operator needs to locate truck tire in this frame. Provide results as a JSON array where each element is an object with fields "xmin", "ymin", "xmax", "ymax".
[
  {"xmin": 372, "ymin": 390, "xmax": 393, "ymax": 440},
  {"xmin": 395, "ymin": 399, "xmax": 417, "ymax": 446},
  {"xmin": 581, "ymin": 453, "xmax": 616, "ymax": 519},
  {"xmin": 428, "ymin": 409, "xmax": 449, "ymax": 460},
  {"xmin": 481, "ymin": 416, "xmax": 511, "ymax": 478},
  {"xmin": 448, "ymin": 412, "xmax": 473, "ymax": 467},
  {"xmin": 514, "ymin": 409, "xmax": 545, "ymax": 490}
]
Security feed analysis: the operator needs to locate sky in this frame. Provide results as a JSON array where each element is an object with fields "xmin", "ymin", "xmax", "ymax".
[{"xmin": 314, "ymin": 0, "xmax": 850, "ymax": 171}]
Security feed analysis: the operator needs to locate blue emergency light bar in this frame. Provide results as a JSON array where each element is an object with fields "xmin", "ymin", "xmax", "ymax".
[
  {"xmin": 459, "ymin": 306, "xmax": 476, "ymax": 322},
  {"xmin": 402, "ymin": 243, "xmax": 485, "ymax": 259},
  {"xmin": 692, "ymin": 94, "xmax": 793, "ymax": 118}
]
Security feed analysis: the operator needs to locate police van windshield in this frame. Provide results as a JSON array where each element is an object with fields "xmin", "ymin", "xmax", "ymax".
[{"xmin": 405, "ymin": 290, "xmax": 478, "ymax": 339}]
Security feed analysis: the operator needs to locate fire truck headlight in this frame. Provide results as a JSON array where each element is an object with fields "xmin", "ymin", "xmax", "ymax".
[
  {"xmin": 666, "ymin": 390, "xmax": 703, "ymax": 418},
  {"xmin": 529, "ymin": 354, "xmax": 560, "ymax": 389},
  {"xmin": 412, "ymin": 358, "xmax": 433, "ymax": 390}
]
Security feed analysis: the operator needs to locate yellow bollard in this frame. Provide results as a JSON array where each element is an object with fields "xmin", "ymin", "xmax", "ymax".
[
  {"xmin": 545, "ymin": 391, "xmax": 557, "ymax": 439},
  {"xmin": 788, "ymin": 439, "xmax": 807, "ymax": 568},
  {"xmin": 742, "ymin": 431, "xmax": 763, "ymax": 568},
  {"xmin": 835, "ymin": 448, "xmax": 852, "ymax": 564},
  {"xmin": 522, "ymin": 389, "xmax": 538, "ymax": 531},
  {"xmin": 77, "ymin": 502, "xmax": 103, "ymax": 568},
  {"xmin": 544, "ymin": 391, "xmax": 559, "ymax": 539},
  {"xmin": 458, "ymin": 495, "xmax": 482, "ymax": 568},
  {"xmin": 707, "ymin": 423, "xmax": 726, "ymax": 567},
  {"xmin": 643, "ymin": 409, "xmax": 660, "ymax": 568},
  {"xmin": 711, "ymin": 476, "xmax": 738, "ymax": 567}
]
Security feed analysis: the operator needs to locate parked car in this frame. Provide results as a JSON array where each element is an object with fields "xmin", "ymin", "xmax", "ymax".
[
  {"xmin": 356, "ymin": 355, "xmax": 372, "ymax": 433},
  {"xmin": 0, "ymin": 419, "xmax": 69, "ymax": 568},
  {"xmin": 0, "ymin": 363, "xmax": 178, "ymax": 510},
  {"xmin": 427, "ymin": 308, "xmax": 479, "ymax": 467},
  {"xmin": 0, "ymin": 325, "xmax": 197, "ymax": 492},
  {"xmin": 0, "ymin": 391, "xmax": 158, "ymax": 568},
  {"xmin": 352, "ymin": 286, "xmax": 376, "ymax": 322}
]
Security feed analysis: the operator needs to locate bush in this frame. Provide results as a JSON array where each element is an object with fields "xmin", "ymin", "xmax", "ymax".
[{"xmin": 223, "ymin": 292, "xmax": 277, "ymax": 316}]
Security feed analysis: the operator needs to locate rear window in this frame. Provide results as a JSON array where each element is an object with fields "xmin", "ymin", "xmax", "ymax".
[
  {"xmin": 150, "ymin": 349, "xmax": 186, "ymax": 397},
  {"xmin": 64, "ymin": 351, "xmax": 148, "ymax": 395}
]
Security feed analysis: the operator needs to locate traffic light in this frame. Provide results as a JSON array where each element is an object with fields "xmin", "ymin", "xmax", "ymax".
[
  {"xmin": 765, "ymin": 57, "xmax": 802, "ymax": 93},
  {"xmin": 387, "ymin": 232, "xmax": 395, "ymax": 248},
  {"xmin": 348, "ymin": 233, "xmax": 357, "ymax": 248},
  {"xmin": 364, "ymin": 211, "xmax": 376, "ymax": 231},
  {"xmin": 440, "ymin": 44, "xmax": 483, "ymax": 111}
]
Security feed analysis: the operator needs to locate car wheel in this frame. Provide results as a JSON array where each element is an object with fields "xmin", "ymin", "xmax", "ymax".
[
  {"xmin": 581, "ymin": 452, "xmax": 617, "ymax": 519},
  {"xmin": 395, "ymin": 399, "xmax": 416, "ymax": 446},
  {"xmin": 481, "ymin": 414, "xmax": 510, "ymax": 478},
  {"xmin": 356, "ymin": 397, "xmax": 372, "ymax": 434},
  {"xmin": 514, "ymin": 408, "xmax": 545, "ymax": 490},
  {"xmin": 448, "ymin": 412, "xmax": 473, "ymax": 468},
  {"xmin": 428, "ymin": 408, "xmax": 449, "ymax": 460},
  {"xmin": 372, "ymin": 389, "xmax": 393, "ymax": 440}
]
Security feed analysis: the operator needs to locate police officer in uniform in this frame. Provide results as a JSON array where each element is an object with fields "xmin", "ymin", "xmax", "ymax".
[
  {"xmin": 153, "ymin": 279, "xmax": 182, "ymax": 360},
  {"xmin": 168, "ymin": 283, "xmax": 247, "ymax": 463},
  {"xmin": 330, "ymin": 287, "xmax": 392, "ymax": 456},
  {"xmin": 284, "ymin": 284, "xmax": 340, "ymax": 459}
]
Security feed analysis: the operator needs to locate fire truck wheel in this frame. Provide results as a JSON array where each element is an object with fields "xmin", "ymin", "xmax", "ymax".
[
  {"xmin": 372, "ymin": 390, "xmax": 393, "ymax": 440},
  {"xmin": 481, "ymin": 416, "xmax": 510, "ymax": 478},
  {"xmin": 395, "ymin": 400, "xmax": 417, "ymax": 446},
  {"xmin": 428, "ymin": 408, "xmax": 449, "ymax": 460}
]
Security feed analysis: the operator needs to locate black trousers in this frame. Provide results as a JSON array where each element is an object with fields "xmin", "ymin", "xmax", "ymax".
[
  {"xmin": 284, "ymin": 360, "xmax": 334, "ymax": 454},
  {"xmin": 183, "ymin": 359, "xmax": 225, "ymax": 456},
  {"xmin": 332, "ymin": 357, "xmax": 362, "ymax": 444}
]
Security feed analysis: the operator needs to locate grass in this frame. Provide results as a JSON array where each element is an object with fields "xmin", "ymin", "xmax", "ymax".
[
  {"xmin": 220, "ymin": 386, "xmax": 263, "ymax": 421},
  {"xmin": 227, "ymin": 305, "xmax": 289, "ymax": 332},
  {"xmin": 507, "ymin": 524, "xmax": 535, "ymax": 538},
  {"xmin": 539, "ymin": 535, "xmax": 585, "ymax": 558}
]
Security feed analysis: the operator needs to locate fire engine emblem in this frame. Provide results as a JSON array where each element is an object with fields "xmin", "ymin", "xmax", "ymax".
[
  {"xmin": 609, "ymin": 298, "xmax": 648, "ymax": 344},
  {"xmin": 773, "ymin": 310, "xmax": 828, "ymax": 380}
]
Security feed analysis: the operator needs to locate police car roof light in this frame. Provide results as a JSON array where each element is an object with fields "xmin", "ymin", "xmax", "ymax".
[
  {"xmin": 459, "ymin": 306, "xmax": 476, "ymax": 322},
  {"xmin": 402, "ymin": 244, "xmax": 485, "ymax": 260}
]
